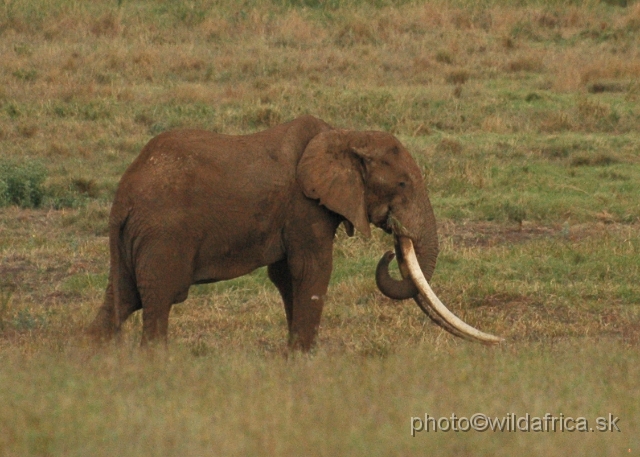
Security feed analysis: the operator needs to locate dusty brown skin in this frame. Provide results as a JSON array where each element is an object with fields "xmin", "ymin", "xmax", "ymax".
[{"xmin": 88, "ymin": 115, "xmax": 440, "ymax": 351}]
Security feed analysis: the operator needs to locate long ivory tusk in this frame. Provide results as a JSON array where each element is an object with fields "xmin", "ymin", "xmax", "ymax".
[
  {"xmin": 377, "ymin": 250, "xmax": 473, "ymax": 339},
  {"xmin": 399, "ymin": 237, "xmax": 504, "ymax": 345}
]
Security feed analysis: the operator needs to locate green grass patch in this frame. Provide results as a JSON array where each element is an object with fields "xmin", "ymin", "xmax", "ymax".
[{"xmin": 0, "ymin": 159, "xmax": 47, "ymax": 208}]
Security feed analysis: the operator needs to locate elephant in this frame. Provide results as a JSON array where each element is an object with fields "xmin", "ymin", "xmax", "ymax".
[{"xmin": 88, "ymin": 115, "xmax": 502, "ymax": 350}]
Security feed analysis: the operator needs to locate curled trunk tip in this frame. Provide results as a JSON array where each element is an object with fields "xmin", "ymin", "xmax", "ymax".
[{"xmin": 375, "ymin": 251, "xmax": 418, "ymax": 300}]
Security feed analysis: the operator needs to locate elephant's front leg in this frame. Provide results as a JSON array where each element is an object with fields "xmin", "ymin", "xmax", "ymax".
[
  {"xmin": 287, "ymin": 248, "xmax": 333, "ymax": 351},
  {"xmin": 268, "ymin": 259, "xmax": 294, "ymax": 331}
]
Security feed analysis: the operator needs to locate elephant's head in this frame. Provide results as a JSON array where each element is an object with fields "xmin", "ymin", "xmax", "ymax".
[{"xmin": 297, "ymin": 129, "xmax": 503, "ymax": 344}]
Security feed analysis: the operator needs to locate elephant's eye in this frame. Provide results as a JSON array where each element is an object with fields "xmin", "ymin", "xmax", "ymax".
[{"xmin": 398, "ymin": 181, "xmax": 407, "ymax": 188}]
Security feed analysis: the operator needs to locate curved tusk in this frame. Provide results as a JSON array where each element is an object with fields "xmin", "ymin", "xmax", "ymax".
[
  {"xmin": 413, "ymin": 294, "xmax": 479, "ymax": 341},
  {"xmin": 398, "ymin": 237, "xmax": 504, "ymax": 345}
]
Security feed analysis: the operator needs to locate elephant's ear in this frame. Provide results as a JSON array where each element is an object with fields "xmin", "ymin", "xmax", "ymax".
[{"xmin": 297, "ymin": 130, "xmax": 371, "ymax": 238}]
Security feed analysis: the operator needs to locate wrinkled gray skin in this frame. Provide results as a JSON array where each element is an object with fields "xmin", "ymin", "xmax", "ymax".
[{"xmin": 88, "ymin": 115, "xmax": 439, "ymax": 351}]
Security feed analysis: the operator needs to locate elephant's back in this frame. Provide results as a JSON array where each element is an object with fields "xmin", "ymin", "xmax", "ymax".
[{"xmin": 113, "ymin": 128, "xmax": 296, "ymax": 221}]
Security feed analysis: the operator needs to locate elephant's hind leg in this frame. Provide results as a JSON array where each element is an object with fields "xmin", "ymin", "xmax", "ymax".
[{"xmin": 135, "ymin": 247, "xmax": 192, "ymax": 346}]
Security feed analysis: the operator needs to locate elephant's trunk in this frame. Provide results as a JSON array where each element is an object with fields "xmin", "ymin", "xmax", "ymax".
[
  {"xmin": 375, "ymin": 250, "xmax": 417, "ymax": 299},
  {"xmin": 376, "ymin": 197, "xmax": 439, "ymax": 300}
]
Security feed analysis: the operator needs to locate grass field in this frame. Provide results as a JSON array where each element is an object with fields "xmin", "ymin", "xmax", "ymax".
[{"xmin": 1, "ymin": 0, "xmax": 639, "ymax": 455}]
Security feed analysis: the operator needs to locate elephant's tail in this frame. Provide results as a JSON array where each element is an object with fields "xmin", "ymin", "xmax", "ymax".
[
  {"xmin": 87, "ymin": 207, "xmax": 134, "ymax": 342},
  {"xmin": 108, "ymin": 208, "xmax": 131, "ymax": 331}
]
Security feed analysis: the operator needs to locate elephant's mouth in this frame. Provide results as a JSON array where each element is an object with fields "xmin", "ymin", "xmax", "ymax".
[
  {"xmin": 378, "ymin": 219, "xmax": 393, "ymax": 234},
  {"xmin": 376, "ymin": 237, "xmax": 504, "ymax": 345},
  {"xmin": 373, "ymin": 208, "xmax": 394, "ymax": 234},
  {"xmin": 377, "ymin": 210, "xmax": 412, "ymax": 236}
]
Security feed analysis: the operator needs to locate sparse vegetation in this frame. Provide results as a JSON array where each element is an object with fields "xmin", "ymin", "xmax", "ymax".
[{"xmin": 1, "ymin": 0, "xmax": 639, "ymax": 455}]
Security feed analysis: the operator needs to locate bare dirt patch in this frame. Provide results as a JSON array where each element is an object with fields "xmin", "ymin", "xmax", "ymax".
[
  {"xmin": 440, "ymin": 220, "xmax": 556, "ymax": 247},
  {"xmin": 439, "ymin": 219, "xmax": 638, "ymax": 247}
]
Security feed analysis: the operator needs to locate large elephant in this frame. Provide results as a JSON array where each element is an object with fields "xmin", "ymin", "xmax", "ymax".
[{"xmin": 88, "ymin": 115, "xmax": 502, "ymax": 350}]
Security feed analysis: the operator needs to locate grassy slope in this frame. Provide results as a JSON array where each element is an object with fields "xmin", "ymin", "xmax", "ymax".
[{"xmin": 0, "ymin": 0, "xmax": 639, "ymax": 455}]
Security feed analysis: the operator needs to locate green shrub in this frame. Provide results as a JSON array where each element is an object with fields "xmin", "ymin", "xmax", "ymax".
[{"xmin": 0, "ymin": 159, "xmax": 47, "ymax": 208}]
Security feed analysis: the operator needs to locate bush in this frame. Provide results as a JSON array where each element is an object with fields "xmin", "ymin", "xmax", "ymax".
[{"xmin": 0, "ymin": 159, "xmax": 47, "ymax": 208}]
